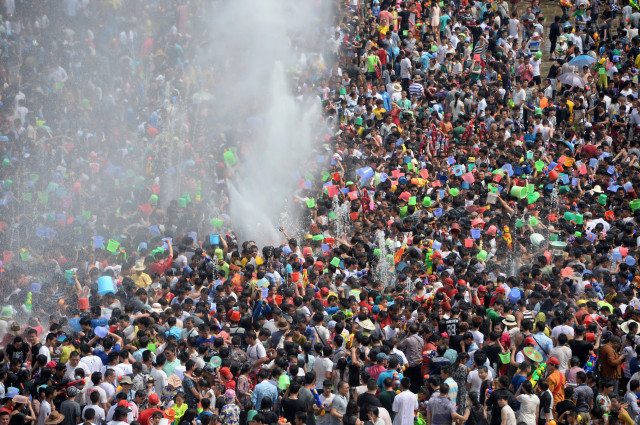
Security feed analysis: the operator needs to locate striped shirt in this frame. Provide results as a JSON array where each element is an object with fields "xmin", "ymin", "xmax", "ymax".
[{"xmin": 409, "ymin": 82, "xmax": 425, "ymax": 99}]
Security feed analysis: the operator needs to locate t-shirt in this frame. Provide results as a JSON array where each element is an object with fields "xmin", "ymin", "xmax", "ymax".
[
  {"xmin": 378, "ymin": 390, "xmax": 396, "ymax": 419},
  {"xmin": 501, "ymin": 405, "xmax": 516, "ymax": 425},
  {"xmin": 282, "ymin": 398, "xmax": 307, "ymax": 424},
  {"xmin": 329, "ymin": 395, "xmax": 348, "ymax": 425},
  {"xmin": 313, "ymin": 358, "xmax": 333, "ymax": 389},
  {"xmin": 36, "ymin": 400, "xmax": 51, "ymax": 425},
  {"xmin": 516, "ymin": 394, "xmax": 539, "ymax": 425},
  {"xmin": 60, "ymin": 400, "xmax": 81, "ymax": 425},
  {"xmin": 426, "ymin": 394, "xmax": 454, "ymax": 425},
  {"xmin": 83, "ymin": 405, "xmax": 106, "ymax": 425}
]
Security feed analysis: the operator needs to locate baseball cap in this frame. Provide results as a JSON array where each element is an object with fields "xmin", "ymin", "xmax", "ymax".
[
  {"xmin": 495, "ymin": 287, "xmax": 506, "ymax": 294},
  {"xmin": 149, "ymin": 394, "xmax": 160, "ymax": 404},
  {"xmin": 119, "ymin": 376, "xmax": 132, "ymax": 385},
  {"xmin": 376, "ymin": 353, "xmax": 389, "ymax": 361},
  {"xmin": 477, "ymin": 285, "xmax": 487, "ymax": 292},
  {"xmin": 547, "ymin": 357, "xmax": 560, "ymax": 366},
  {"xmin": 67, "ymin": 387, "xmax": 79, "ymax": 397},
  {"xmin": 5, "ymin": 387, "xmax": 19, "ymax": 399},
  {"xmin": 524, "ymin": 337, "xmax": 536, "ymax": 345}
]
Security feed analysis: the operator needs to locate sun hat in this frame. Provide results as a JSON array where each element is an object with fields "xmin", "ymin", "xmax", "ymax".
[{"xmin": 503, "ymin": 314, "xmax": 517, "ymax": 327}]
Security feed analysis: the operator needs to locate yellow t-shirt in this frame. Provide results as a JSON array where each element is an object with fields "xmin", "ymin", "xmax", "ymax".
[
  {"xmin": 60, "ymin": 345, "xmax": 74, "ymax": 363},
  {"xmin": 132, "ymin": 272, "xmax": 151, "ymax": 288},
  {"xmin": 373, "ymin": 107, "xmax": 387, "ymax": 120}
]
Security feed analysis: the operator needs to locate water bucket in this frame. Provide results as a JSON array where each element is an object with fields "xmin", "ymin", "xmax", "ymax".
[
  {"xmin": 500, "ymin": 352, "xmax": 511, "ymax": 364},
  {"xmin": 291, "ymin": 272, "xmax": 300, "ymax": 283},
  {"xmin": 30, "ymin": 282, "xmax": 41, "ymax": 293},
  {"xmin": 209, "ymin": 234, "xmax": 220, "ymax": 245},
  {"xmin": 65, "ymin": 269, "xmax": 75, "ymax": 284},
  {"xmin": 487, "ymin": 192, "xmax": 498, "ymax": 204},
  {"xmin": 93, "ymin": 236, "xmax": 104, "ymax": 249},
  {"xmin": 97, "ymin": 276, "xmax": 115, "ymax": 296},
  {"xmin": 357, "ymin": 167, "xmax": 374, "ymax": 181},
  {"xmin": 149, "ymin": 194, "xmax": 158, "ymax": 206},
  {"xmin": 631, "ymin": 199, "xmax": 640, "ymax": 211},
  {"xmin": 78, "ymin": 298, "xmax": 90, "ymax": 310},
  {"xmin": 510, "ymin": 186, "xmax": 527, "ymax": 199}
]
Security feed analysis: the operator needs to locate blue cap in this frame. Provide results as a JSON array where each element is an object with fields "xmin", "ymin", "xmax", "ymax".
[{"xmin": 6, "ymin": 387, "xmax": 19, "ymax": 398}]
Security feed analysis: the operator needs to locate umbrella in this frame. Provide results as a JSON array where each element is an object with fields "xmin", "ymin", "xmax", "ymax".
[
  {"xmin": 568, "ymin": 54, "xmax": 596, "ymax": 67},
  {"xmin": 558, "ymin": 72, "xmax": 585, "ymax": 87},
  {"xmin": 191, "ymin": 91, "xmax": 215, "ymax": 103}
]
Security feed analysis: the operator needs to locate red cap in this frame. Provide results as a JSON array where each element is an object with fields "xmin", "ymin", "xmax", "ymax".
[
  {"xmin": 458, "ymin": 279, "xmax": 467, "ymax": 286},
  {"xmin": 118, "ymin": 400, "xmax": 131, "ymax": 408},
  {"xmin": 399, "ymin": 192, "xmax": 411, "ymax": 202},
  {"xmin": 428, "ymin": 275, "xmax": 437, "ymax": 281},
  {"xmin": 432, "ymin": 252, "xmax": 442, "ymax": 259},
  {"xmin": 547, "ymin": 357, "xmax": 560, "ymax": 366},
  {"xmin": 524, "ymin": 337, "xmax": 536, "ymax": 345},
  {"xmin": 445, "ymin": 278, "xmax": 454, "ymax": 286},
  {"xmin": 46, "ymin": 361, "xmax": 57, "ymax": 369},
  {"xmin": 477, "ymin": 285, "xmax": 487, "ymax": 292},
  {"xmin": 495, "ymin": 287, "xmax": 506, "ymax": 294},
  {"xmin": 149, "ymin": 394, "xmax": 160, "ymax": 405},
  {"xmin": 230, "ymin": 310, "xmax": 241, "ymax": 322},
  {"xmin": 320, "ymin": 287, "xmax": 330, "ymax": 295}
]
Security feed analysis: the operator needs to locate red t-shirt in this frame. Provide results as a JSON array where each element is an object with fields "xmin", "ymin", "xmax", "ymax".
[{"xmin": 138, "ymin": 408, "xmax": 165, "ymax": 425}]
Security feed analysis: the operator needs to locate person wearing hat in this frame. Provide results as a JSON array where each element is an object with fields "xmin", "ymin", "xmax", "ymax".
[
  {"xmin": 60, "ymin": 387, "xmax": 81, "ymax": 425},
  {"xmin": 138, "ymin": 394, "xmax": 164, "ymax": 425},
  {"xmin": 220, "ymin": 389, "xmax": 240, "ymax": 425},
  {"xmin": 546, "ymin": 357, "xmax": 565, "ymax": 414},
  {"xmin": 131, "ymin": 261, "xmax": 152, "ymax": 289}
]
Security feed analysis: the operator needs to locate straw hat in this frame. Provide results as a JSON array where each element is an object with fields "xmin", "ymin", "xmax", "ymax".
[
  {"xmin": 621, "ymin": 320, "xmax": 640, "ymax": 334},
  {"xmin": 276, "ymin": 319, "xmax": 290, "ymax": 331},
  {"xmin": 359, "ymin": 319, "xmax": 375, "ymax": 331},
  {"xmin": 8, "ymin": 322, "xmax": 21, "ymax": 335},
  {"xmin": 502, "ymin": 314, "xmax": 517, "ymax": 327},
  {"xmin": 132, "ymin": 260, "xmax": 146, "ymax": 272},
  {"xmin": 45, "ymin": 412, "xmax": 65, "ymax": 425},
  {"xmin": 167, "ymin": 374, "xmax": 182, "ymax": 388}
]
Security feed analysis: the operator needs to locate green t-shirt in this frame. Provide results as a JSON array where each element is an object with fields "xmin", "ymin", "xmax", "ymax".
[
  {"xmin": 452, "ymin": 126, "xmax": 466, "ymax": 141},
  {"xmin": 378, "ymin": 390, "xmax": 397, "ymax": 419},
  {"xmin": 487, "ymin": 308, "xmax": 500, "ymax": 324},
  {"xmin": 367, "ymin": 54, "xmax": 379, "ymax": 73}
]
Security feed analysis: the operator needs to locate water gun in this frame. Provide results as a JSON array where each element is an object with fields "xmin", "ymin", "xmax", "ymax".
[
  {"xmin": 146, "ymin": 157, "xmax": 153, "ymax": 175},
  {"xmin": 425, "ymin": 248, "xmax": 434, "ymax": 275},
  {"xmin": 583, "ymin": 355, "xmax": 597, "ymax": 372},
  {"xmin": 393, "ymin": 372, "xmax": 402, "ymax": 393},
  {"xmin": 26, "ymin": 292, "xmax": 32, "ymax": 312},
  {"xmin": 503, "ymin": 226, "xmax": 513, "ymax": 248},
  {"xmin": 415, "ymin": 413, "xmax": 427, "ymax": 425},
  {"xmin": 528, "ymin": 362, "xmax": 547, "ymax": 387},
  {"xmin": 311, "ymin": 387, "xmax": 325, "ymax": 415},
  {"xmin": 486, "ymin": 380, "xmax": 494, "ymax": 396},
  {"xmin": 631, "ymin": 0, "xmax": 639, "ymax": 10}
]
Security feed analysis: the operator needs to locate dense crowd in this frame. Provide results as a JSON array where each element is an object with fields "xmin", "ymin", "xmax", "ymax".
[{"xmin": 4, "ymin": 0, "xmax": 640, "ymax": 425}]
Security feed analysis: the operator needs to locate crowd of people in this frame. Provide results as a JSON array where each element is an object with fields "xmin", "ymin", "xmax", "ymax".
[{"xmin": 3, "ymin": 0, "xmax": 640, "ymax": 425}]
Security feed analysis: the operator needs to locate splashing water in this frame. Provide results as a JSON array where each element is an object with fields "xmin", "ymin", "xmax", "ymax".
[
  {"xmin": 375, "ymin": 229, "xmax": 393, "ymax": 286},
  {"xmin": 332, "ymin": 197, "xmax": 351, "ymax": 241}
]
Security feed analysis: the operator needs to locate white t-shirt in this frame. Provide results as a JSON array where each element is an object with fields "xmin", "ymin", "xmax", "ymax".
[
  {"xmin": 81, "ymin": 355, "xmax": 104, "ymax": 374},
  {"xmin": 516, "ymin": 394, "xmax": 540, "ymax": 425},
  {"xmin": 392, "ymin": 390, "xmax": 419, "ymax": 425},
  {"xmin": 37, "ymin": 400, "xmax": 51, "ymax": 425},
  {"xmin": 247, "ymin": 342, "xmax": 267, "ymax": 369},
  {"xmin": 83, "ymin": 405, "xmax": 106, "ymax": 425},
  {"xmin": 400, "ymin": 58, "xmax": 412, "ymax": 79},
  {"xmin": 150, "ymin": 368, "xmax": 167, "ymax": 397},
  {"xmin": 502, "ymin": 405, "xmax": 517, "ymax": 425},
  {"xmin": 39, "ymin": 345, "xmax": 51, "ymax": 363},
  {"xmin": 467, "ymin": 369, "xmax": 494, "ymax": 393},
  {"xmin": 313, "ymin": 358, "xmax": 334, "ymax": 389}
]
